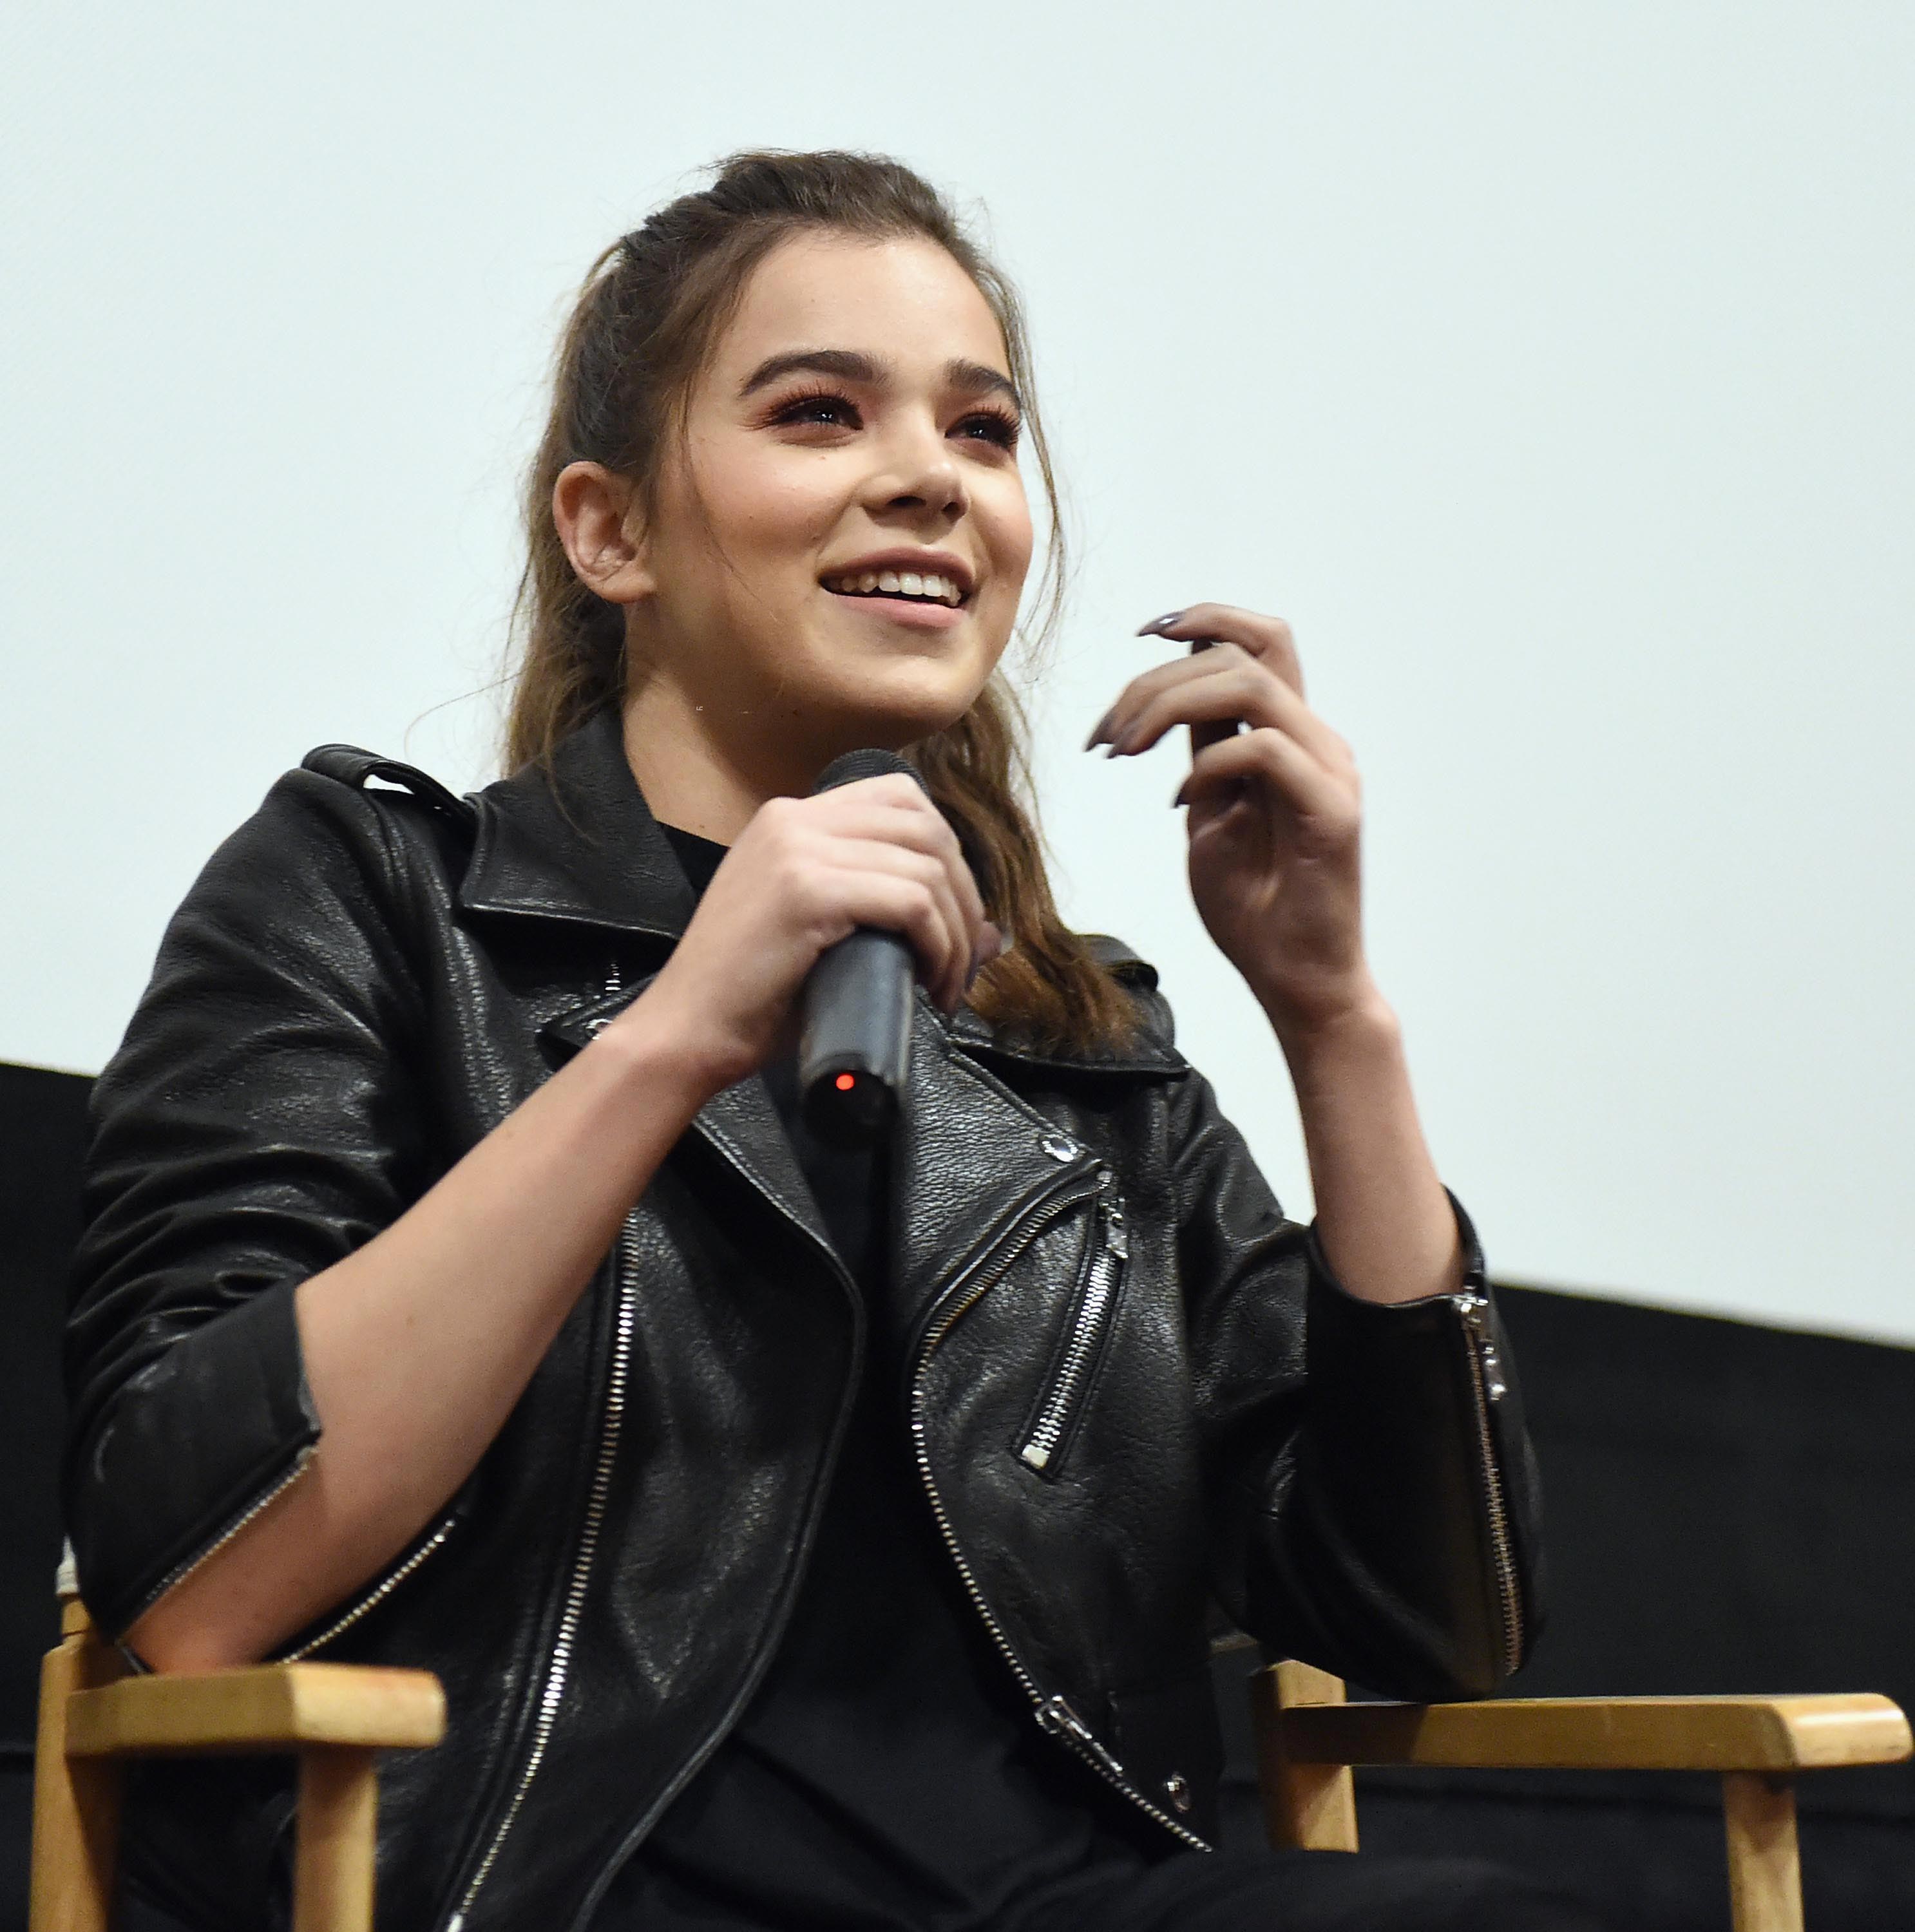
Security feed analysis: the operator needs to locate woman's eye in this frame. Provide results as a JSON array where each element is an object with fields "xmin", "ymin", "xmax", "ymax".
[
  {"xmin": 953, "ymin": 410, "xmax": 1021, "ymax": 451},
  {"xmin": 772, "ymin": 392, "xmax": 861, "ymax": 431}
]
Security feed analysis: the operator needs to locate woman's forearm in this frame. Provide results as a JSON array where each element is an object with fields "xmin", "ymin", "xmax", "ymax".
[
  {"xmin": 1268, "ymin": 989, "xmax": 1462, "ymax": 1307},
  {"xmin": 128, "ymin": 995, "xmax": 721, "ymax": 1671}
]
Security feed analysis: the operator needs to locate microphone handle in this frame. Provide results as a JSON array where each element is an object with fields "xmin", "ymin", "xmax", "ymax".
[{"xmin": 797, "ymin": 927, "xmax": 917, "ymax": 1147}]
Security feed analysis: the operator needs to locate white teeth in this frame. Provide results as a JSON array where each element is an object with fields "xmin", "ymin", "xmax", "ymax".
[{"xmin": 825, "ymin": 568, "xmax": 967, "ymax": 604}]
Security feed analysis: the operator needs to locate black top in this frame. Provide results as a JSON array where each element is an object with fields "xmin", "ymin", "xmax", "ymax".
[{"xmin": 595, "ymin": 827, "xmax": 1156, "ymax": 1931}]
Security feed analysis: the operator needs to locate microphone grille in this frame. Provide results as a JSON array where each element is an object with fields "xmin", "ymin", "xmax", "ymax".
[{"xmin": 811, "ymin": 748, "xmax": 929, "ymax": 797}]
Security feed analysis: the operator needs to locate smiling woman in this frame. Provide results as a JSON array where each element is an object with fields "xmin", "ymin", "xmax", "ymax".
[
  {"xmin": 506, "ymin": 157, "xmax": 1127, "ymax": 1060},
  {"xmin": 64, "ymin": 152, "xmax": 1592, "ymax": 1932}
]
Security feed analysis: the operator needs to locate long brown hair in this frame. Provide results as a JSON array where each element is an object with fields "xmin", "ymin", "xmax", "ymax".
[{"xmin": 505, "ymin": 149, "xmax": 1137, "ymax": 1054}]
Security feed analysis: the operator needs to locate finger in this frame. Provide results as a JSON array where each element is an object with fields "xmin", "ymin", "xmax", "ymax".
[
  {"xmin": 1183, "ymin": 640, "xmax": 1237, "ymax": 757},
  {"xmin": 1096, "ymin": 650, "xmax": 1348, "ymax": 769},
  {"xmin": 1087, "ymin": 642, "xmax": 1251, "ymax": 755},
  {"xmin": 823, "ymin": 838, "xmax": 977, "ymax": 1010},
  {"xmin": 1174, "ymin": 726, "xmax": 1360, "ymax": 834},
  {"xmin": 1136, "ymin": 603, "xmax": 1304, "ymax": 697},
  {"xmin": 815, "ymin": 862, "xmax": 966, "ymax": 1009},
  {"xmin": 812, "ymin": 781, "xmax": 989, "ymax": 933}
]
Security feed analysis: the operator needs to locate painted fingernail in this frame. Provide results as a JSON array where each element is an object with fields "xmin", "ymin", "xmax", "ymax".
[
  {"xmin": 1105, "ymin": 724, "xmax": 1140, "ymax": 758},
  {"xmin": 1136, "ymin": 609, "xmax": 1186, "ymax": 636},
  {"xmin": 1083, "ymin": 711, "xmax": 1116, "ymax": 751},
  {"xmin": 1171, "ymin": 780, "xmax": 1192, "ymax": 809},
  {"xmin": 966, "ymin": 924, "xmax": 1009, "ymax": 990}
]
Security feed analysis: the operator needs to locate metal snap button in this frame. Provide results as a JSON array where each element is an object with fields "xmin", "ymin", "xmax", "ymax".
[
  {"xmin": 1165, "ymin": 1772, "xmax": 1192, "ymax": 1813},
  {"xmin": 1040, "ymin": 1131, "xmax": 1078, "ymax": 1161}
]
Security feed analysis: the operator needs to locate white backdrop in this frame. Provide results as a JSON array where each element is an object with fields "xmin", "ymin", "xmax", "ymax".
[{"xmin": 5, "ymin": 3, "xmax": 1911, "ymax": 1339}]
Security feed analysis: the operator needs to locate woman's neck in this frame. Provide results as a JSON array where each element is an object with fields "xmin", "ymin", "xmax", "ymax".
[
  {"xmin": 620, "ymin": 667, "xmax": 920, "ymax": 840},
  {"xmin": 620, "ymin": 685, "xmax": 773, "ymax": 843}
]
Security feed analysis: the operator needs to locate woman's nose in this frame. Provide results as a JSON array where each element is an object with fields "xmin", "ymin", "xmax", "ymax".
[{"xmin": 865, "ymin": 430, "xmax": 969, "ymax": 524}]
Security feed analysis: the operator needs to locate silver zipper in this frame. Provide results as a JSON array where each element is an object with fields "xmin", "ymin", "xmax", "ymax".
[
  {"xmin": 1455, "ymin": 1290, "xmax": 1523, "ymax": 1677},
  {"xmin": 126, "ymin": 1444, "xmax": 316, "ymax": 1629},
  {"xmin": 446, "ymin": 1210, "xmax": 642, "ymax": 1931},
  {"xmin": 1018, "ymin": 1173, "xmax": 1129, "ymax": 1473},
  {"xmin": 910, "ymin": 1170, "xmax": 1210, "ymax": 1853},
  {"xmin": 282, "ymin": 1518, "xmax": 456, "ymax": 1661}
]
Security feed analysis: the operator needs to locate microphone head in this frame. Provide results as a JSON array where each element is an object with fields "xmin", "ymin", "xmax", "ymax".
[{"xmin": 811, "ymin": 748, "xmax": 929, "ymax": 798}]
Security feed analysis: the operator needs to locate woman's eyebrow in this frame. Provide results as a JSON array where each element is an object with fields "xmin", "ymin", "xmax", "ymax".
[
  {"xmin": 946, "ymin": 358, "xmax": 1021, "ymax": 409},
  {"xmin": 739, "ymin": 348, "xmax": 882, "ymax": 397}
]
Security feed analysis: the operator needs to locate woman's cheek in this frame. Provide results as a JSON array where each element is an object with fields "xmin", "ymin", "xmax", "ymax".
[{"xmin": 987, "ymin": 478, "xmax": 1035, "ymax": 583}]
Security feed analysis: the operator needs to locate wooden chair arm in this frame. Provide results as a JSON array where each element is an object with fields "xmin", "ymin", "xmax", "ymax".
[
  {"xmin": 36, "ymin": 1624, "xmax": 446, "ymax": 1932},
  {"xmin": 1252, "ymin": 1661, "xmax": 1914, "ymax": 1931},
  {"xmin": 62, "ymin": 1662, "xmax": 446, "ymax": 1759},
  {"xmin": 1272, "ymin": 1690, "xmax": 1912, "ymax": 1774}
]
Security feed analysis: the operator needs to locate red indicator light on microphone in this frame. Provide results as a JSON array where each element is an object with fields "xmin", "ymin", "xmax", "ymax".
[{"xmin": 834, "ymin": 1072, "xmax": 856, "ymax": 1092}]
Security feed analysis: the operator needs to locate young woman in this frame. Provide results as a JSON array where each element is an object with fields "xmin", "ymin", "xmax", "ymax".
[{"xmin": 68, "ymin": 152, "xmax": 1593, "ymax": 1932}]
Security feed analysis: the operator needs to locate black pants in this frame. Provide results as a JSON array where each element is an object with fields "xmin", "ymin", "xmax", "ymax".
[
  {"xmin": 126, "ymin": 1848, "xmax": 1609, "ymax": 1932},
  {"xmin": 1016, "ymin": 1848, "xmax": 1609, "ymax": 1932}
]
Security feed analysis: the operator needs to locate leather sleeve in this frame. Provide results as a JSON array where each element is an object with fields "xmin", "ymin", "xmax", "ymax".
[
  {"xmin": 1162, "ymin": 1050, "xmax": 1545, "ymax": 1699},
  {"xmin": 64, "ymin": 770, "xmax": 434, "ymax": 1637}
]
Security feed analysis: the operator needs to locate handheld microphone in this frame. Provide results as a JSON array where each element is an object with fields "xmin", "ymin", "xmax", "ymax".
[{"xmin": 797, "ymin": 750, "xmax": 928, "ymax": 1148}]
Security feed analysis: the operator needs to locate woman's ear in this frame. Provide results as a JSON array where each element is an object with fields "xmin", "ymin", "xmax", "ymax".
[{"xmin": 553, "ymin": 462, "xmax": 654, "ymax": 605}]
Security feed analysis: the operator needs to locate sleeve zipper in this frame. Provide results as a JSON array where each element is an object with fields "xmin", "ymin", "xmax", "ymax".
[{"xmin": 1454, "ymin": 1288, "xmax": 1525, "ymax": 1678}]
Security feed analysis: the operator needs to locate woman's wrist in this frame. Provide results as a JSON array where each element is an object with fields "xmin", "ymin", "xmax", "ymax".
[
  {"xmin": 1257, "ymin": 971, "xmax": 1399, "ymax": 1074},
  {"xmin": 589, "ymin": 987, "xmax": 740, "ymax": 1129}
]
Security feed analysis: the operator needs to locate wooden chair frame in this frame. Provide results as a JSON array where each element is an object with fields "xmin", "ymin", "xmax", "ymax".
[
  {"xmin": 29, "ymin": 1601, "xmax": 1910, "ymax": 1932},
  {"xmin": 30, "ymin": 1598, "xmax": 443, "ymax": 1932},
  {"xmin": 1252, "ymin": 1660, "xmax": 1914, "ymax": 1932}
]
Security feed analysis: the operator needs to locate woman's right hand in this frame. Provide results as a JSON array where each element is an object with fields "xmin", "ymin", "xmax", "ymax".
[{"xmin": 624, "ymin": 774, "xmax": 1002, "ymax": 1095}]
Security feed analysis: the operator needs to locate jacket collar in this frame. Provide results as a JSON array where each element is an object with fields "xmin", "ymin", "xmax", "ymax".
[{"xmin": 461, "ymin": 706, "xmax": 695, "ymax": 943}]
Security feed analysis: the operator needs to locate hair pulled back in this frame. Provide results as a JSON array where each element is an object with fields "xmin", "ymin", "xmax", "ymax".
[{"xmin": 506, "ymin": 149, "xmax": 1136, "ymax": 1053}]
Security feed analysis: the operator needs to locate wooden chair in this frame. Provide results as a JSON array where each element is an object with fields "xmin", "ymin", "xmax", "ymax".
[
  {"xmin": 1252, "ymin": 1659, "xmax": 1913, "ymax": 1932},
  {"xmin": 30, "ymin": 1578, "xmax": 443, "ymax": 1932},
  {"xmin": 28, "ymin": 1584, "xmax": 1911, "ymax": 1932}
]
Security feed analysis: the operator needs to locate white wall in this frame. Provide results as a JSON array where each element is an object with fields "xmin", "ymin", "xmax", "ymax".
[{"xmin": 5, "ymin": 2, "xmax": 1911, "ymax": 1339}]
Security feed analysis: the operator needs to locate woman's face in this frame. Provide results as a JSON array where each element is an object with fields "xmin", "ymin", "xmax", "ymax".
[{"xmin": 618, "ymin": 232, "xmax": 1035, "ymax": 777}]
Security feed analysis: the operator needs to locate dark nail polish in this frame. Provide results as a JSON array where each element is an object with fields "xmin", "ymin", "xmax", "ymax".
[
  {"xmin": 1136, "ymin": 609, "xmax": 1186, "ymax": 636},
  {"xmin": 1083, "ymin": 711, "xmax": 1115, "ymax": 751},
  {"xmin": 1171, "ymin": 781, "xmax": 1191, "ymax": 809}
]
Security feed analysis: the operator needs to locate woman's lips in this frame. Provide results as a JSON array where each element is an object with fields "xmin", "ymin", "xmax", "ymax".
[{"xmin": 824, "ymin": 585, "xmax": 964, "ymax": 630}]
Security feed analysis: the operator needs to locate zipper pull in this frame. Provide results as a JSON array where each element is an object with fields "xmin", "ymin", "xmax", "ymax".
[
  {"xmin": 1036, "ymin": 1694, "xmax": 1127, "ymax": 1780},
  {"xmin": 1103, "ymin": 1204, "xmax": 1129, "ymax": 1261},
  {"xmin": 1454, "ymin": 1290, "xmax": 1507, "ymax": 1400},
  {"xmin": 1095, "ymin": 1168, "xmax": 1129, "ymax": 1259}
]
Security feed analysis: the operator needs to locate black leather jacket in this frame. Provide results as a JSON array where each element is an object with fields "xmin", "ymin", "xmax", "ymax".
[{"xmin": 66, "ymin": 708, "xmax": 1543, "ymax": 1932}]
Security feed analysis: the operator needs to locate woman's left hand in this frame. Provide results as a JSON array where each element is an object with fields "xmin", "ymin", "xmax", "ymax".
[{"xmin": 1087, "ymin": 603, "xmax": 1375, "ymax": 1043}]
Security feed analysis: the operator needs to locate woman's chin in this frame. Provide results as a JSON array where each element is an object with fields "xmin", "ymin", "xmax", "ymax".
[{"xmin": 813, "ymin": 660, "xmax": 992, "ymax": 746}]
